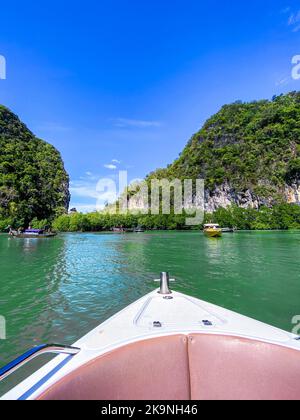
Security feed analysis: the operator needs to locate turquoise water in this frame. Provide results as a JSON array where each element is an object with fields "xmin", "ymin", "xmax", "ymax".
[{"xmin": 1, "ymin": 231, "xmax": 300, "ymax": 392}]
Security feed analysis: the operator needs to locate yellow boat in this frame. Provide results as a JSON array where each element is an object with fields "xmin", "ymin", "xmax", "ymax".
[{"xmin": 203, "ymin": 224, "xmax": 222, "ymax": 238}]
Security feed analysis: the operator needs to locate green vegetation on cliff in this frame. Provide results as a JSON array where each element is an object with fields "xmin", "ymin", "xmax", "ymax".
[
  {"xmin": 148, "ymin": 91, "xmax": 300, "ymax": 202},
  {"xmin": 2, "ymin": 91, "xmax": 300, "ymax": 233},
  {"xmin": 0, "ymin": 106, "xmax": 70, "ymax": 228},
  {"xmin": 51, "ymin": 203, "xmax": 300, "ymax": 232}
]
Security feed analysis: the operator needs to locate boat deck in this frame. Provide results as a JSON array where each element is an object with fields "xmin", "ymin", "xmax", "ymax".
[{"xmin": 2, "ymin": 288, "xmax": 300, "ymax": 400}]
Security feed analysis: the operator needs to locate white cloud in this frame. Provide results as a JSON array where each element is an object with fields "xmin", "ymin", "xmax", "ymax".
[
  {"xmin": 112, "ymin": 159, "xmax": 121, "ymax": 164},
  {"xmin": 70, "ymin": 204, "xmax": 99, "ymax": 213},
  {"xmin": 112, "ymin": 118, "xmax": 162, "ymax": 129},
  {"xmin": 288, "ymin": 11, "xmax": 300, "ymax": 25},
  {"xmin": 287, "ymin": 9, "xmax": 300, "ymax": 31},
  {"xmin": 276, "ymin": 76, "xmax": 290, "ymax": 86},
  {"xmin": 34, "ymin": 122, "xmax": 72, "ymax": 133},
  {"xmin": 70, "ymin": 171, "xmax": 119, "ymax": 212},
  {"xmin": 293, "ymin": 24, "xmax": 300, "ymax": 32},
  {"xmin": 70, "ymin": 183, "xmax": 99, "ymax": 200},
  {"xmin": 104, "ymin": 164, "xmax": 117, "ymax": 170},
  {"xmin": 82, "ymin": 171, "xmax": 99, "ymax": 181}
]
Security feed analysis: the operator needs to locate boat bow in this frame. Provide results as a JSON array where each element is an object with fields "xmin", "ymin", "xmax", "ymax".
[{"xmin": 1, "ymin": 273, "xmax": 300, "ymax": 400}]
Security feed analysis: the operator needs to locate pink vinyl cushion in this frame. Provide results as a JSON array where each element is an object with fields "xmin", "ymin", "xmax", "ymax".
[
  {"xmin": 38, "ymin": 334, "xmax": 300, "ymax": 400},
  {"xmin": 188, "ymin": 334, "xmax": 300, "ymax": 400},
  {"xmin": 38, "ymin": 335, "xmax": 190, "ymax": 400}
]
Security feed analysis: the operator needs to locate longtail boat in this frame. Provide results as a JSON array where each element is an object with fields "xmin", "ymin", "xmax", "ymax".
[{"xmin": 9, "ymin": 229, "xmax": 57, "ymax": 239}]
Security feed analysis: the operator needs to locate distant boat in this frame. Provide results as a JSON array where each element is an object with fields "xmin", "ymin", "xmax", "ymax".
[
  {"xmin": 112, "ymin": 227, "xmax": 125, "ymax": 233},
  {"xmin": 203, "ymin": 224, "xmax": 222, "ymax": 238},
  {"xmin": 112, "ymin": 227, "xmax": 134, "ymax": 233},
  {"xmin": 133, "ymin": 226, "xmax": 145, "ymax": 233},
  {"xmin": 9, "ymin": 229, "xmax": 57, "ymax": 239},
  {"xmin": 221, "ymin": 227, "xmax": 236, "ymax": 233}
]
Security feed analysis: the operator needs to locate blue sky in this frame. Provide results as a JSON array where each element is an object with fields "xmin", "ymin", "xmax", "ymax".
[{"xmin": 0, "ymin": 0, "xmax": 300, "ymax": 211}]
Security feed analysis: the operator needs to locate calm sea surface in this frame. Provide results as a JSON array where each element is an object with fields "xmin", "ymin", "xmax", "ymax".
[{"xmin": 1, "ymin": 231, "xmax": 300, "ymax": 393}]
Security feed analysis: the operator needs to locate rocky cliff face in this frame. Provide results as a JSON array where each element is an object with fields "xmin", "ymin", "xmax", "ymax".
[
  {"xmin": 204, "ymin": 181, "xmax": 300, "ymax": 213},
  {"xmin": 126, "ymin": 181, "xmax": 300, "ymax": 214}
]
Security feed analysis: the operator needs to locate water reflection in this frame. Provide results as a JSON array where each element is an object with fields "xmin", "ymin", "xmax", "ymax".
[{"xmin": 1, "ymin": 231, "xmax": 300, "ymax": 375}]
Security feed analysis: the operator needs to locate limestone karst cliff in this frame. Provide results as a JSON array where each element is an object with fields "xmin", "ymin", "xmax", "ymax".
[
  {"xmin": 145, "ymin": 92, "xmax": 300, "ymax": 212},
  {"xmin": 0, "ymin": 106, "xmax": 70, "ymax": 225}
]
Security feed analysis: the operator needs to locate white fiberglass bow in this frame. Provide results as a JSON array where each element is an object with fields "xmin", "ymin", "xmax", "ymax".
[{"xmin": 1, "ymin": 273, "xmax": 300, "ymax": 400}]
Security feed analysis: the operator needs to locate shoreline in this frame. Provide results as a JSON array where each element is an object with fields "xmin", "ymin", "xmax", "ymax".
[{"xmin": 2, "ymin": 229, "xmax": 299, "ymax": 235}]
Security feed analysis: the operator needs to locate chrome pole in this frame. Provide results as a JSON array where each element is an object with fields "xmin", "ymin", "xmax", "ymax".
[{"xmin": 159, "ymin": 272, "xmax": 172, "ymax": 295}]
